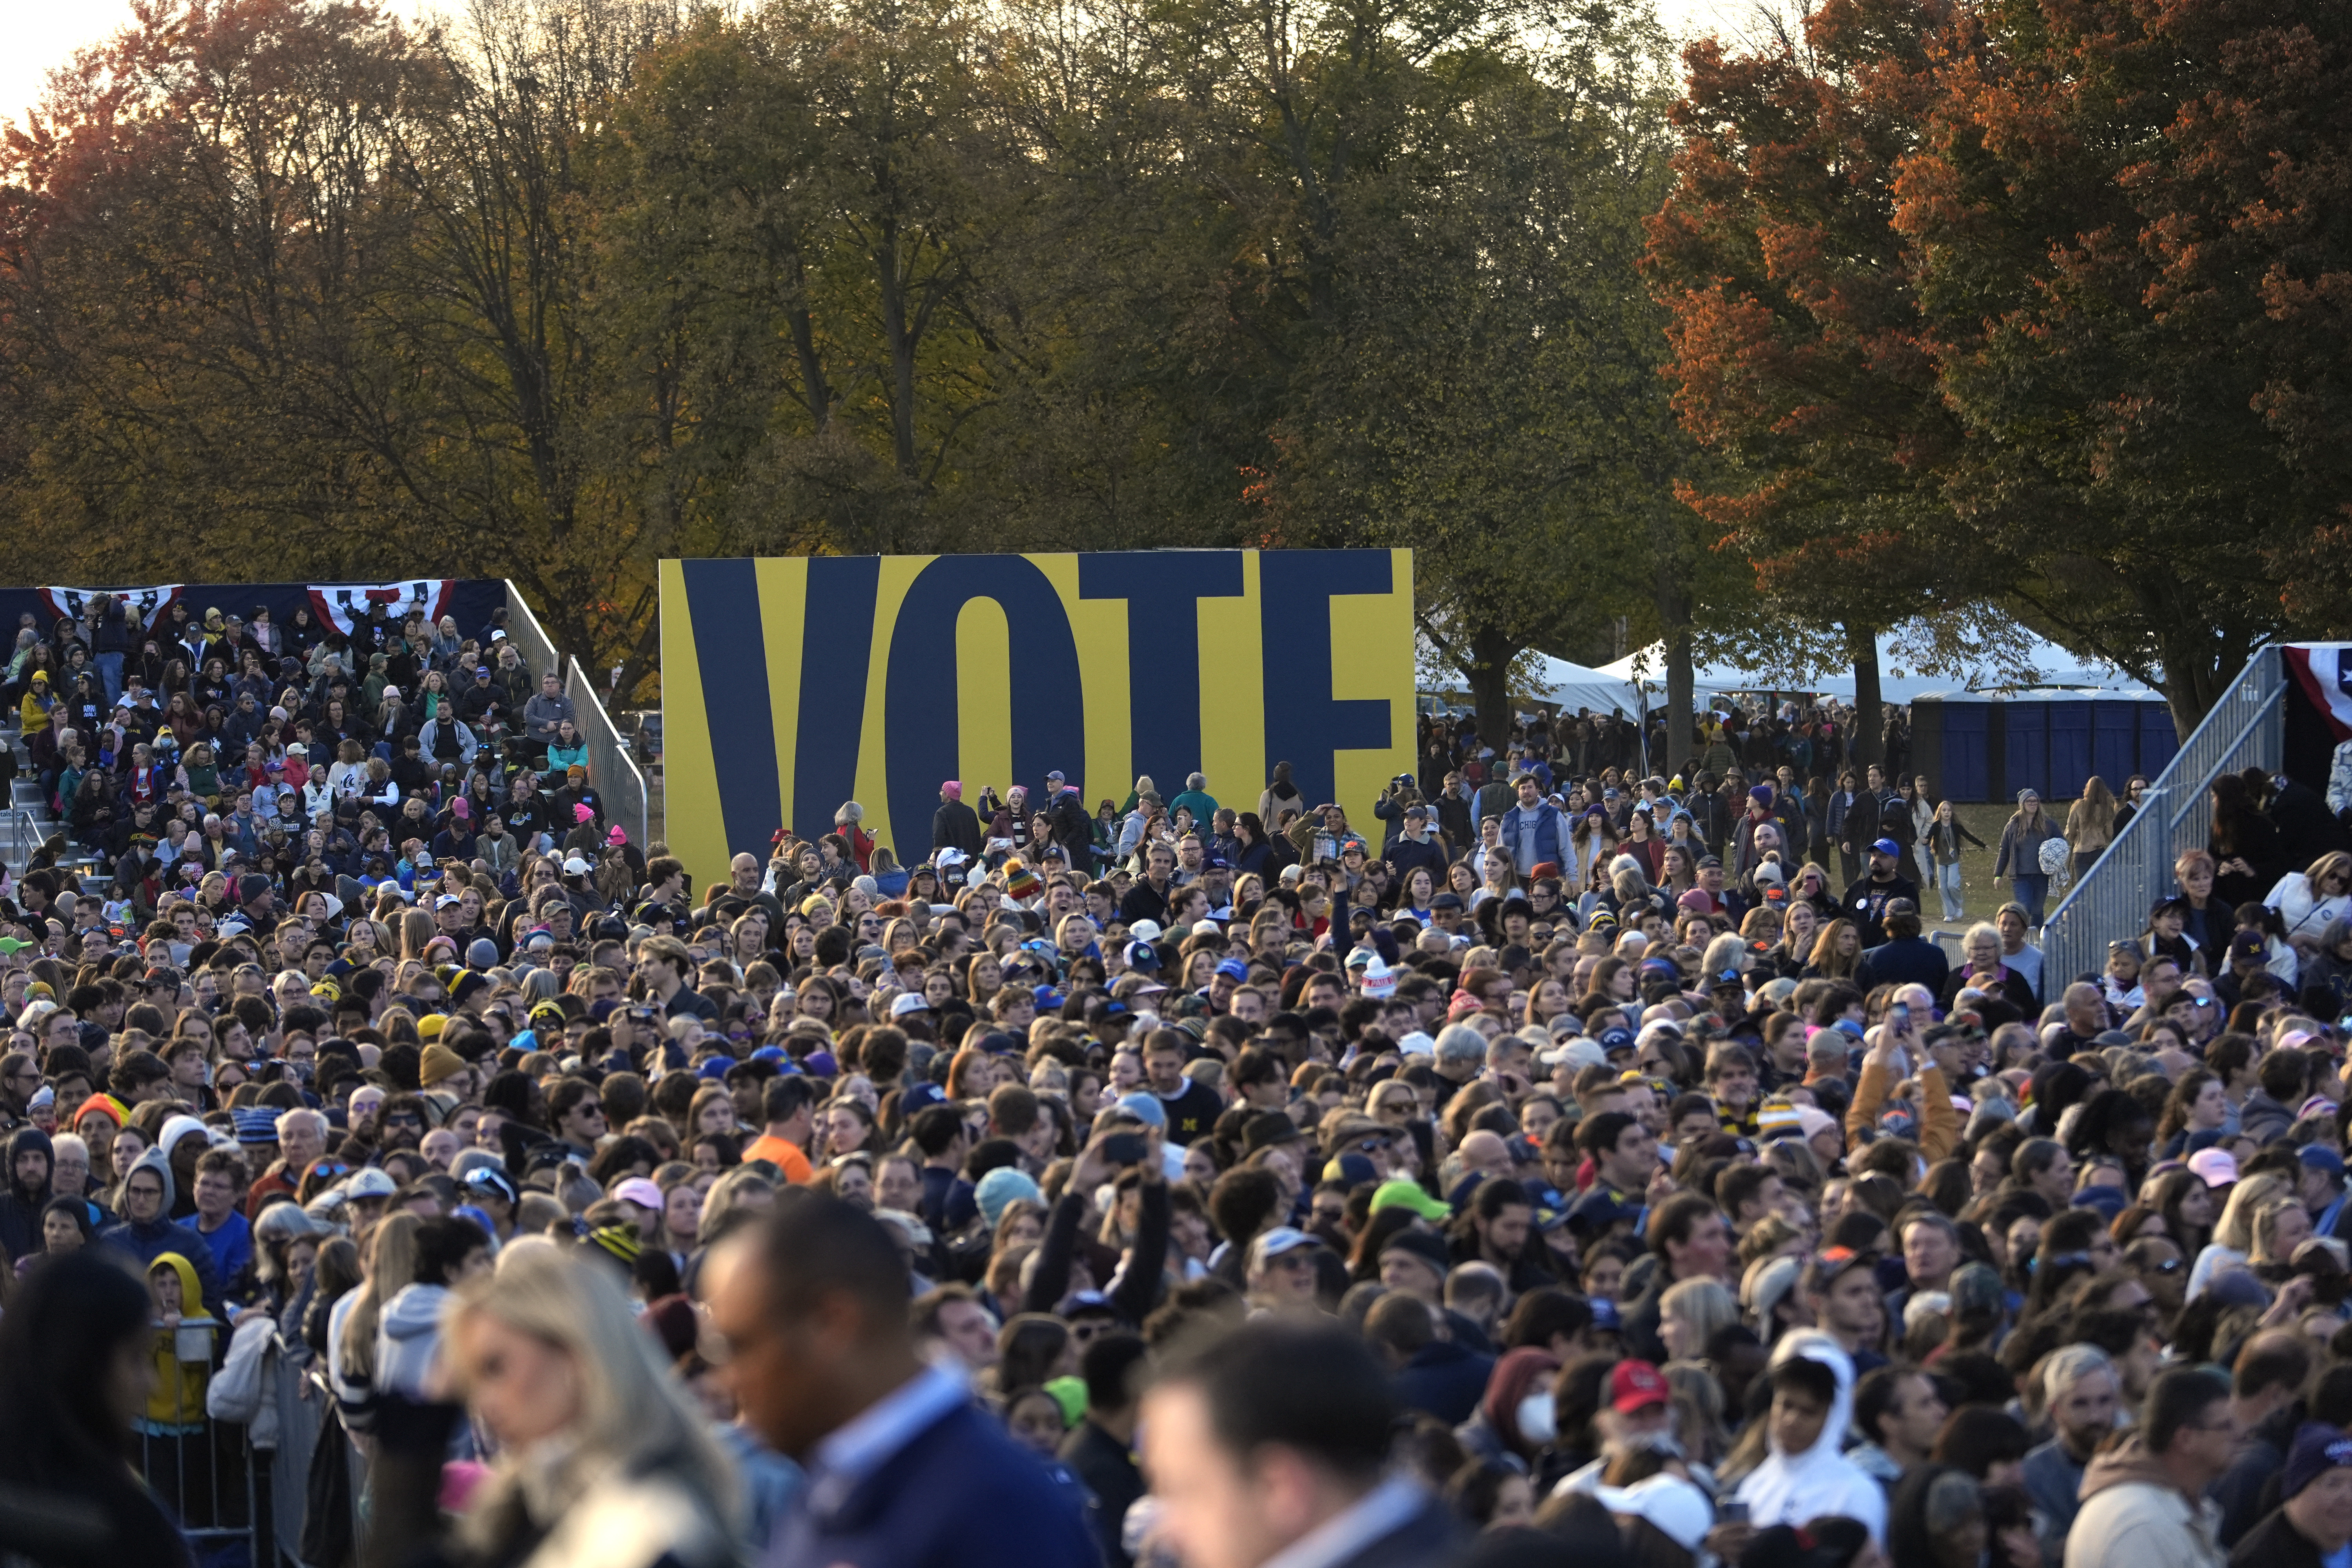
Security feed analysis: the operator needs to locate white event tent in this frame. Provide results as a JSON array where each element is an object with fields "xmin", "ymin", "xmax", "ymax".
[{"xmin": 1597, "ymin": 635, "xmax": 2156, "ymax": 704}]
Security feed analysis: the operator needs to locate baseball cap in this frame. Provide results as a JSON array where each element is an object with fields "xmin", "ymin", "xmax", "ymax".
[
  {"xmin": 461, "ymin": 1166, "xmax": 519, "ymax": 1206},
  {"xmin": 890, "ymin": 991, "xmax": 932, "ymax": 1018},
  {"xmin": 1367, "ymin": 1178, "xmax": 1450, "ymax": 1222},
  {"xmin": 1594, "ymin": 1475, "xmax": 1711, "ymax": 1554},
  {"xmin": 1113, "ymin": 1093, "xmax": 1168, "ymax": 1130},
  {"xmin": 611, "ymin": 1177, "xmax": 665, "ymax": 1210},
  {"xmin": 344, "ymin": 1167, "xmax": 398, "ymax": 1200},
  {"xmin": 1248, "ymin": 1227, "xmax": 1321, "ymax": 1272},
  {"xmin": 1610, "ymin": 1360, "xmax": 1669, "ymax": 1414},
  {"xmin": 1802, "ymin": 1245, "xmax": 1874, "ymax": 1295},
  {"xmin": 2301, "ymin": 1145, "xmax": 2346, "ymax": 1180},
  {"xmin": 2187, "ymin": 1148, "xmax": 2239, "ymax": 1188},
  {"xmin": 1565, "ymin": 1185, "xmax": 1642, "ymax": 1235},
  {"xmin": 1869, "ymin": 838, "xmax": 1900, "ymax": 857}
]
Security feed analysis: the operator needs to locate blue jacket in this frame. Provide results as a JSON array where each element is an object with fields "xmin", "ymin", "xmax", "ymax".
[
  {"xmin": 1382, "ymin": 832, "xmax": 1447, "ymax": 885},
  {"xmin": 1496, "ymin": 801, "xmax": 1567, "ymax": 873},
  {"xmin": 1853, "ymin": 936, "xmax": 1950, "ymax": 997},
  {"xmin": 765, "ymin": 1396, "xmax": 1096, "ymax": 1568},
  {"xmin": 197, "ymin": 1209, "xmax": 254, "ymax": 1296},
  {"xmin": 1391, "ymin": 1340, "xmax": 1494, "ymax": 1426},
  {"xmin": 98, "ymin": 1150, "xmax": 223, "ymax": 1316}
]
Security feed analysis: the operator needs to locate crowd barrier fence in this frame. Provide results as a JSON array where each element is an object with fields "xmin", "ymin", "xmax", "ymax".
[{"xmin": 505, "ymin": 580, "xmax": 652, "ymax": 853}]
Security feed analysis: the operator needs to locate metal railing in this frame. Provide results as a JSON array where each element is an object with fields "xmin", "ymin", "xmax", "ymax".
[
  {"xmin": 502, "ymin": 580, "xmax": 564, "ymax": 689},
  {"xmin": 503, "ymin": 582, "xmax": 652, "ymax": 852},
  {"xmin": 566, "ymin": 661, "xmax": 651, "ymax": 854},
  {"xmin": 139, "ymin": 1315, "xmax": 262, "ymax": 1565},
  {"xmin": 2042, "ymin": 646, "xmax": 2283, "ymax": 985}
]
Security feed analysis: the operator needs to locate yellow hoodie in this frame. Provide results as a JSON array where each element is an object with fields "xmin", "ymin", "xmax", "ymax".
[{"xmin": 142, "ymin": 1252, "xmax": 213, "ymax": 1432}]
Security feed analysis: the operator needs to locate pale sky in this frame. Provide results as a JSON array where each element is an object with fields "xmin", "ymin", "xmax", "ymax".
[{"xmin": 4, "ymin": 0, "xmax": 1752, "ymax": 134}]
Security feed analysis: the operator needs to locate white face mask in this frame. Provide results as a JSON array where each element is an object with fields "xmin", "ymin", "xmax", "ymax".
[{"xmin": 1515, "ymin": 1391, "xmax": 1557, "ymax": 1446}]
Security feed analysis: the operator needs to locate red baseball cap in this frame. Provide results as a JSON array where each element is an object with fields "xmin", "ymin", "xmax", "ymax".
[{"xmin": 1611, "ymin": 1360, "xmax": 1669, "ymax": 1414}]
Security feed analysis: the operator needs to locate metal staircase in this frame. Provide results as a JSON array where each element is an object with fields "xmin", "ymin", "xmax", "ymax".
[
  {"xmin": 2042, "ymin": 646, "xmax": 2284, "ymax": 988},
  {"xmin": 1, "ymin": 720, "xmax": 91, "ymax": 880}
]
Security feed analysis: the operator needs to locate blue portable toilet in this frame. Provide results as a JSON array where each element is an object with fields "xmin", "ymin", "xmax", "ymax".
[
  {"xmin": 2140, "ymin": 700, "xmax": 2181, "ymax": 779},
  {"xmin": 1916, "ymin": 692, "xmax": 1994, "ymax": 801},
  {"xmin": 2005, "ymin": 700, "xmax": 2049, "ymax": 801},
  {"xmin": 2047, "ymin": 698, "xmax": 2093, "ymax": 800},
  {"xmin": 2092, "ymin": 700, "xmax": 2138, "ymax": 791}
]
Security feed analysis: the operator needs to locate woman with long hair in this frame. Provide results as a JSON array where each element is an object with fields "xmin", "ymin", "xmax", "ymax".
[
  {"xmin": 0, "ymin": 1251, "xmax": 196, "ymax": 1568},
  {"xmin": 1621, "ymin": 811, "xmax": 1664, "ymax": 883},
  {"xmin": 1992, "ymin": 789, "xmax": 2062, "ymax": 929},
  {"xmin": 1802, "ymin": 919, "xmax": 1862, "ymax": 982},
  {"xmin": 1924, "ymin": 800, "xmax": 1985, "ymax": 924},
  {"xmin": 329, "ymin": 1211, "xmax": 421, "ymax": 1428},
  {"xmin": 2187, "ymin": 1170, "xmax": 2288, "ymax": 1302},
  {"xmin": 2268, "ymin": 851, "xmax": 2352, "ymax": 962},
  {"xmin": 1757, "ymin": 900, "xmax": 1820, "ymax": 982},
  {"xmin": 2065, "ymin": 778, "xmax": 2116, "ymax": 883},
  {"xmin": 373, "ymin": 1244, "xmax": 737, "ymax": 1568},
  {"xmin": 2153, "ymin": 1068, "xmax": 2228, "ymax": 1158},
  {"xmin": 2209, "ymin": 771, "xmax": 2283, "ymax": 912}
]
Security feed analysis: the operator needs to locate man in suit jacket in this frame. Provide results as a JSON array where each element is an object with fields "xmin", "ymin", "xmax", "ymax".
[
  {"xmin": 1142, "ymin": 1319, "xmax": 1463, "ymax": 1568},
  {"xmin": 710, "ymin": 1197, "xmax": 1098, "ymax": 1568}
]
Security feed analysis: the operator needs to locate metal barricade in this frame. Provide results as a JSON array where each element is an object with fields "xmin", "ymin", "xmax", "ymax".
[
  {"xmin": 566, "ymin": 655, "xmax": 651, "ymax": 853},
  {"xmin": 138, "ymin": 1316, "xmax": 261, "ymax": 1568},
  {"xmin": 506, "ymin": 578, "xmax": 652, "ymax": 849},
  {"xmin": 2043, "ymin": 646, "xmax": 2284, "ymax": 985},
  {"xmin": 270, "ymin": 1347, "xmax": 331, "ymax": 1568},
  {"xmin": 502, "ymin": 580, "xmax": 564, "ymax": 688}
]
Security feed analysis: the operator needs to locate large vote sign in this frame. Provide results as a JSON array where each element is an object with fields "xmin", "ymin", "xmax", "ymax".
[{"xmin": 659, "ymin": 550, "xmax": 1417, "ymax": 885}]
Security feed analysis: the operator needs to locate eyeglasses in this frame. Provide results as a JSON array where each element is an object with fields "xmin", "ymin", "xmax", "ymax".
[{"xmin": 2141, "ymin": 1257, "xmax": 2185, "ymax": 1275}]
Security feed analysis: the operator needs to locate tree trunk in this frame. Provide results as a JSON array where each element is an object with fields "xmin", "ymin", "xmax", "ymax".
[
  {"xmin": 1849, "ymin": 624, "xmax": 1884, "ymax": 771},
  {"xmin": 1465, "ymin": 623, "xmax": 1519, "ymax": 757},
  {"xmin": 1656, "ymin": 564, "xmax": 1695, "ymax": 772},
  {"xmin": 2153, "ymin": 622, "xmax": 2253, "ymax": 743}
]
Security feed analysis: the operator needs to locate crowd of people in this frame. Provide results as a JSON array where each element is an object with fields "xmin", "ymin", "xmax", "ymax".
[{"xmin": 4, "ymin": 611, "xmax": 2352, "ymax": 1568}]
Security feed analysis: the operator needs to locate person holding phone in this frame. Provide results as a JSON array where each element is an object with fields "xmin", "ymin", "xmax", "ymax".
[{"xmin": 1844, "ymin": 1006, "xmax": 1960, "ymax": 1163}]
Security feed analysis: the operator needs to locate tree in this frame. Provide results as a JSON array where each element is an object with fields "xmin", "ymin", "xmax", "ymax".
[
  {"xmin": 1644, "ymin": 0, "xmax": 1980, "ymax": 767},
  {"xmin": 1887, "ymin": 0, "xmax": 2348, "ymax": 732}
]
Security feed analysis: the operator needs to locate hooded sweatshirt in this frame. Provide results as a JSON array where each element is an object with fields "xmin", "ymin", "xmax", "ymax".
[
  {"xmin": 98, "ymin": 1148, "xmax": 223, "ymax": 1316},
  {"xmin": 375, "ymin": 1280, "xmax": 453, "ymax": 1402},
  {"xmin": 156, "ymin": 1114, "xmax": 211, "ymax": 1219},
  {"xmin": 141, "ymin": 1251, "xmax": 214, "ymax": 1433},
  {"xmin": 0, "ymin": 1124, "xmax": 54, "ymax": 1262},
  {"xmin": 2063, "ymin": 1434, "xmax": 2225, "ymax": 1568},
  {"xmin": 1734, "ymin": 1330, "xmax": 1889, "ymax": 1545}
]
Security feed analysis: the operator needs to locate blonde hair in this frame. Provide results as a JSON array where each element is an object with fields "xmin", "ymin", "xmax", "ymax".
[
  {"xmin": 2212, "ymin": 1171, "xmax": 2288, "ymax": 1254},
  {"xmin": 445, "ymin": 1247, "xmax": 737, "ymax": 1549},
  {"xmin": 2250, "ymin": 1199, "xmax": 2305, "ymax": 1265},
  {"xmin": 1662, "ymin": 1276, "xmax": 1739, "ymax": 1352},
  {"xmin": 338, "ymin": 1211, "xmax": 421, "ymax": 1386}
]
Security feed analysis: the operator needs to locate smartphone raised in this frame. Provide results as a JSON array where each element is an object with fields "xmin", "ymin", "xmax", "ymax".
[{"xmin": 1102, "ymin": 1132, "xmax": 1149, "ymax": 1167}]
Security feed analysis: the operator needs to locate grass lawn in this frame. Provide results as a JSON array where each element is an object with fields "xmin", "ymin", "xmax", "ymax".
[{"xmin": 1923, "ymin": 800, "xmax": 2058, "ymax": 933}]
